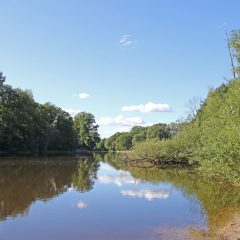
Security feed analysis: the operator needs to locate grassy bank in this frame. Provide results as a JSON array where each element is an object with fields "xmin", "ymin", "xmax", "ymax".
[
  {"xmin": 118, "ymin": 30, "xmax": 240, "ymax": 184},
  {"xmin": 131, "ymin": 77, "xmax": 240, "ymax": 184}
]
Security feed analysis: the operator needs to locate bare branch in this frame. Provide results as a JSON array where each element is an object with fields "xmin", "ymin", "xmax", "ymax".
[{"xmin": 226, "ymin": 31, "xmax": 237, "ymax": 80}]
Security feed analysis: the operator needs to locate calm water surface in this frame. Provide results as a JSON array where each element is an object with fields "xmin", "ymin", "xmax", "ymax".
[{"xmin": 0, "ymin": 154, "xmax": 239, "ymax": 240}]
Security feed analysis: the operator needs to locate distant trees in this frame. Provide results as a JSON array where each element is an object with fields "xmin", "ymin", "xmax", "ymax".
[
  {"xmin": 115, "ymin": 132, "xmax": 133, "ymax": 151},
  {"xmin": 0, "ymin": 82, "xmax": 99, "ymax": 153},
  {"xmin": 101, "ymin": 123, "xmax": 173, "ymax": 151},
  {"xmin": 147, "ymin": 123, "xmax": 171, "ymax": 139}
]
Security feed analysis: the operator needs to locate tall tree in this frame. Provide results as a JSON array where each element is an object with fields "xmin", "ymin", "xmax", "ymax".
[
  {"xmin": 0, "ymin": 85, "xmax": 40, "ymax": 152},
  {"xmin": 0, "ymin": 82, "xmax": 77, "ymax": 153},
  {"xmin": 74, "ymin": 112, "xmax": 100, "ymax": 150},
  {"xmin": 0, "ymin": 72, "xmax": 6, "ymax": 87},
  {"xmin": 40, "ymin": 103, "xmax": 77, "ymax": 151}
]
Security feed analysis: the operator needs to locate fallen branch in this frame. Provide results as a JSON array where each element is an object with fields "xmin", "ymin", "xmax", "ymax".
[{"xmin": 121, "ymin": 154, "xmax": 191, "ymax": 168}]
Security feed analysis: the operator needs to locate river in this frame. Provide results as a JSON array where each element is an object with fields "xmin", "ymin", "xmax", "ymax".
[{"xmin": 0, "ymin": 153, "xmax": 239, "ymax": 239}]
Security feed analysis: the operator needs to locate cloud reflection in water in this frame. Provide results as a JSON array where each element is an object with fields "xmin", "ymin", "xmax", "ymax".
[
  {"xmin": 98, "ymin": 171, "xmax": 141, "ymax": 186},
  {"xmin": 121, "ymin": 189, "xmax": 170, "ymax": 201},
  {"xmin": 76, "ymin": 201, "xmax": 88, "ymax": 209}
]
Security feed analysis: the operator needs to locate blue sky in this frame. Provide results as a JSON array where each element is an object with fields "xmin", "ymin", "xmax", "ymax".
[{"xmin": 0, "ymin": 0, "xmax": 239, "ymax": 137}]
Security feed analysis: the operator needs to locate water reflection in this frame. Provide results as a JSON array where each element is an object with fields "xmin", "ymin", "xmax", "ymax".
[
  {"xmin": 98, "ymin": 170, "xmax": 141, "ymax": 186},
  {"xmin": 104, "ymin": 153, "xmax": 240, "ymax": 238},
  {"xmin": 0, "ymin": 156, "xmax": 99, "ymax": 220},
  {"xmin": 76, "ymin": 200, "xmax": 88, "ymax": 209},
  {"xmin": 72, "ymin": 158, "xmax": 99, "ymax": 192},
  {"xmin": 0, "ymin": 153, "xmax": 240, "ymax": 239},
  {"xmin": 121, "ymin": 189, "xmax": 170, "ymax": 201}
]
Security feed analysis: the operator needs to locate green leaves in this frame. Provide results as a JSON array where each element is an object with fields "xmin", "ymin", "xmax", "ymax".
[
  {"xmin": 0, "ymin": 84, "xmax": 95, "ymax": 153},
  {"xmin": 104, "ymin": 123, "xmax": 173, "ymax": 151},
  {"xmin": 74, "ymin": 112, "xmax": 100, "ymax": 150}
]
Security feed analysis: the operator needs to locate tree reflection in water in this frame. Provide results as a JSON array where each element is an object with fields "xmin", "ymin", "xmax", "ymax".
[
  {"xmin": 0, "ymin": 156, "xmax": 99, "ymax": 221},
  {"xmin": 1, "ymin": 153, "xmax": 240, "ymax": 239}
]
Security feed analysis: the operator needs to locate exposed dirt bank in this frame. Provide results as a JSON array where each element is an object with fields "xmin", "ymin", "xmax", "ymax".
[{"xmin": 217, "ymin": 213, "xmax": 240, "ymax": 240}]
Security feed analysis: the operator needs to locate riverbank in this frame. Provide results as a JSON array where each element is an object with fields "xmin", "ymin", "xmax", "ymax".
[
  {"xmin": 217, "ymin": 213, "xmax": 240, "ymax": 240},
  {"xmin": 0, "ymin": 149, "xmax": 93, "ymax": 157}
]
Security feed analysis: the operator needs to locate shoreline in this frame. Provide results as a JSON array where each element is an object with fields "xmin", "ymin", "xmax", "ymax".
[{"xmin": 217, "ymin": 213, "xmax": 240, "ymax": 239}]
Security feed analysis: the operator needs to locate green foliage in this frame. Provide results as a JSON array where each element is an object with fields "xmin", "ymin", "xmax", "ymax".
[
  {"xmin": 40, "ymin": 103, "xmax": 77, "ymax": 151},
  {"xmin": 72, "ymin": 158, "xmax": 99, "ymax": 192},
  {"xmin": 0, "ymin": 72, "xmax": 6, "ymax": 87},
  {"xmin": 95, "ymin": 138, "xmax": 107, "ymax": 151},
  {"xmin": 192, "ymin": 80, "xmax": 240, "ymax": 182},
  {"xmin": 0, "ymin": 85, "xmax": 42, "ymax": 152},
  {"xmin": 147, "ymin": 123, "xmax": 170, "ymax": 139},
  {"xmin": 130, "ymin": 30, "xmax": 240, "ymax": 184},
  {"xmin": 0, "ymin": 83, "xmax": 99, "ymax": 153},
  {"xmin": 132, "ymin": 79, "xmax": 240, "ymax": 183},
  {"xmin": 104, "ymin": 132, "xmax": 122, "ymax": 151},
  {"xmin": 74, "ymin": 112, "xmax": 100, "ymax": 150},
  {"xmin": 115, "ymin": 132, "xmax": 133, "ymax": 150},
  {"xmin": 104, "ymin": 123, "xmax": 172, "ymax": 151}
]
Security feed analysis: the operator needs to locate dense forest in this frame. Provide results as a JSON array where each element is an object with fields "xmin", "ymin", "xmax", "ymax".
[{"xmin": 0, "ymin": 81, "xmax": 100, "ymax": 153}]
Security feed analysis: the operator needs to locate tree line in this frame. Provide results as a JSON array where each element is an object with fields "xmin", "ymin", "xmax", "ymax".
[
  {"xmin": 98, "ymin": 122, "xmax": 182, "ymax": 151},
  {"xmin": 0, "ymin": 83, "xmax": 100, "ymax": 154}
]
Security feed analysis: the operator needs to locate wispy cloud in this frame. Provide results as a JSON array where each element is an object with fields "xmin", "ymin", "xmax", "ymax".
[
  {"xmin": 120, "ymin": 34, "xmax": 136, "ymax": 47},
  {"xmin": 122, "ymin": 102, "xmax": 171, "ymax": 113},
  {"xmin": 78, "ymin": 92, "xmax": 90, "ymax": 99},
  {"xmin": 121, "ymin": 189, "xmax": 170, "ymax": 201},
  {"xmin": 96, "ymin": 115, "xmax": 145, "ymax": 127},
  {"xmin": 63, "ymin": 108, "xmax": 80, "ymax": 117}
]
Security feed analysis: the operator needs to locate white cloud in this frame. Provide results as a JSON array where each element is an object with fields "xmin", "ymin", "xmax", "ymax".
[
  {"xmin": 98, "ymin": 171, "xmax": 141, "ymax": 186},
  {"xmin": 121, "ymin": 189, "xmax": 170, "ymax": 201},
  {"xmin": 76, "ymin": 201, "xmax": 88, "ymax": 209},
  {"xmin": 122, "ymin": 102, "xmax": 171, "ymax": 113},
  {"xmin": 79, "ymin": 92, "xmax": 90, "ymax": 99},
  {"xmin": 120, "ymin": 34, "xmax": 135, "ymax": 47},
  {"xmin": 96, "ymin": 115, "xmax": 145, "ymax": 127},
  {"xmin": 63, "ymin": 108, "xmax": 80, "ymax": 117}
]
